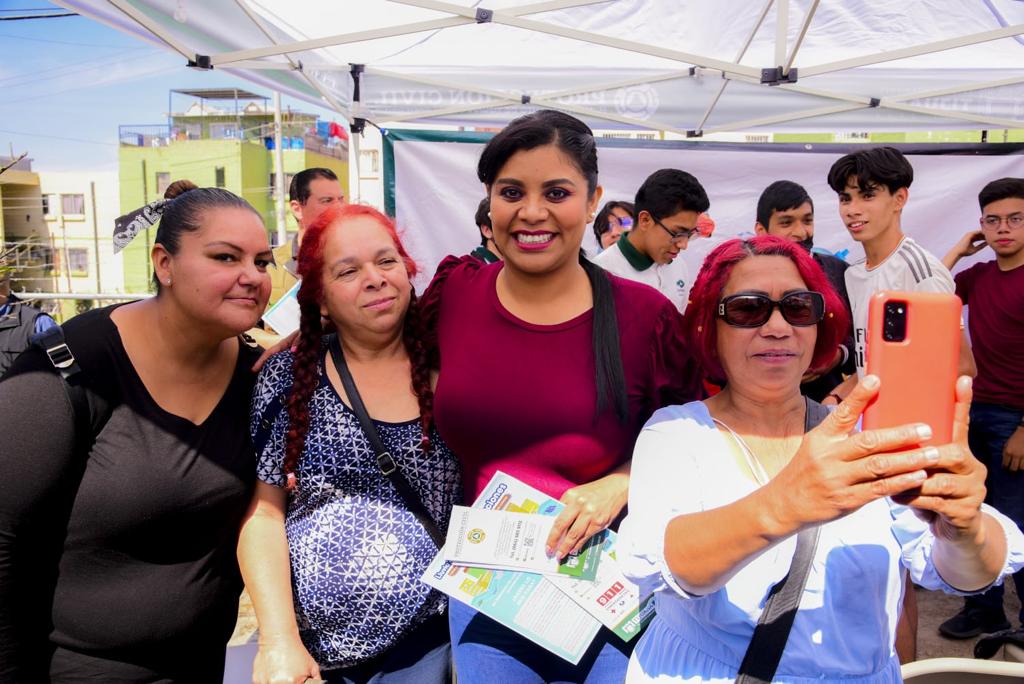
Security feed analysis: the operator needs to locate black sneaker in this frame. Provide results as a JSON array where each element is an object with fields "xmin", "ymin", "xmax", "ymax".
[{"xmin": 938, "ymin": 607, "xmax": 1011, "ymax": 639}]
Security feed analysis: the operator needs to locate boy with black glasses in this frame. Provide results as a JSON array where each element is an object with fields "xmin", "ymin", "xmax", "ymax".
[
  {"xmin": 938, "ymin": 177, "xmax": 1024, "ymax": 639},
  {"xmin": 592, "ymin": 168, "xmax": 709, "ymax": 313}
]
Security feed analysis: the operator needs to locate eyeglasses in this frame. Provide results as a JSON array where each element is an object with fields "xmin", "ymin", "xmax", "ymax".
[
  {"xmin": 981, "ymin": 213, "xmax": 1024, "ymax": 231},
  {"xmin": 608, "ymin": 215, "xmax": 633, "ymax": 230},
  {"xmin": 717, "ymin": 291, "xmax": 825, "ymax": 328},
  {"xmin": 654, "ymin": 217, "xmax": 698, "ymax": 242}
]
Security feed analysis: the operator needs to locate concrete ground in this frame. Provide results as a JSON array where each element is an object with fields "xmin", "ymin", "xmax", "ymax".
[{"xmin": 230, "ymin": 582, "xmax": 1022, "ymax": 658}]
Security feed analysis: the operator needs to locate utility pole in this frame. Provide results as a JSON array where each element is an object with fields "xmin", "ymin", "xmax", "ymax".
[
  {"xmin": 273, "ymin": 91, "xmax": 286, "ymax": 246},
  {"xmin": 90, "ymin": 180, "xmax": 101, "ymax": 293}
]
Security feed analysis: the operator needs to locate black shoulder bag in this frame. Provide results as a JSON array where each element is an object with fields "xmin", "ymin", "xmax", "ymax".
[
  {"xmin": 328, "ymin": 333, "xmax": 445, "ymax": 548},
  {"xmin": 735, "ymin": 398, "xmax": 829, "ymax": 683}
]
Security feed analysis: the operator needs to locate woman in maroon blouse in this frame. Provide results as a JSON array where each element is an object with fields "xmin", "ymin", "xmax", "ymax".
[{"xmin": 421, "ymin": 110, "xmax": 702, "ymax": 683}]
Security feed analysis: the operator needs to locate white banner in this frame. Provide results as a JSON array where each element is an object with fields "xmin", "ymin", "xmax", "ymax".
[{"xmin": 391, "ymin": 135, "xmax": 1024, "ymax": 291}]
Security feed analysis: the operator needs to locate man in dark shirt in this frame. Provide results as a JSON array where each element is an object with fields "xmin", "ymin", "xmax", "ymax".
[
  {"xmin": 938, "ymin": 177, "xmax": 1024, "ymax": 638},
  {"xmin": 754, "ymin": 180, "xmax": 855, "ymax": 403},
  {"xmin": 0, "ymin": 267, "xmax": 57, "ymax": 376},
  {"xmin": 469, "ymin": 197, "xmax": 501, "ymax": 264}
]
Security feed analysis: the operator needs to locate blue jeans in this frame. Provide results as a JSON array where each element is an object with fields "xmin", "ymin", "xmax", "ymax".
[
  {"xmin": 323, "ymin": 612, "xmax": 451, "ymax": 684},
  {"xmin": 448, "ymin": 599, "xmax": 631, "ymax": 684},
  {"xmin": 964, "ymin": 402, "xmax": 1024, "ymax": 624}
]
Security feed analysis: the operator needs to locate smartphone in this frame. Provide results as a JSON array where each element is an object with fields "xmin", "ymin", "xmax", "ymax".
[{"xmin": 862, "ymin": 291, "xmax": 961, "ymax": 447}]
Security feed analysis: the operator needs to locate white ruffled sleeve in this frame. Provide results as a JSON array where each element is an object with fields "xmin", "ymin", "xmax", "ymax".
[
  {"xmin": 618, "ymin": 402, "xmax": 715, "ymax": 600},
  {"xmin": 890, "ymin": 501, "xmax": 1024, "ymax": 595}
]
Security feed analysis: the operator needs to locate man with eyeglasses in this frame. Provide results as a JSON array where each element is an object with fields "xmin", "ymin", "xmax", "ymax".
[
  {"xmin": 591, "ymin": 169, "xmax": 709, "ymax": 314},
  {"xmin": 938, "ymin": 177, "xmax": 1024, "ymax": 640}
]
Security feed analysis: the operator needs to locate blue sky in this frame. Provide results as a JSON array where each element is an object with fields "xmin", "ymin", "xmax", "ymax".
[{"xmin": 0, "ymin": 1, "xmax": 338, "ymax": 171}]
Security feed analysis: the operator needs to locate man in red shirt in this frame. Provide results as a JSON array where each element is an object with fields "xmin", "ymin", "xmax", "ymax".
[{"xmin": 939, "ymin": 177, "xmax": 1024, "ymax": 638}]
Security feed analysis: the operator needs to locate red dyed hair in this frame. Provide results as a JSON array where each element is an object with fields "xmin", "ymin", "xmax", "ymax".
[
  {"xmin": 683, "ymin": 236, "xmax": 850, "ymax": 384},
  {"xmin": 282, "ymin": 203, "xmax": 433, "ymax": 488}
]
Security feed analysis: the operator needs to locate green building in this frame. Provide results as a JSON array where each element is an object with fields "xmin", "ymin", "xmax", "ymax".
[{"xmin": 118, "ymin": 88, "xmax": 348, "ymax": 293}]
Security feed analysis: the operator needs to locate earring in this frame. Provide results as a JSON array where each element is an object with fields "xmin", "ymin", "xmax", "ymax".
[
  {"xmin": 487, "ymin": 211, "xmax": 492, "ymax": 218},
  {"xmin": 165, "ymin": 278, "xmax": 172, "ymax": 286}
]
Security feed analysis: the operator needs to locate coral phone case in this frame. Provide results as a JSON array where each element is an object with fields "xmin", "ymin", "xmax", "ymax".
[{"xmin": 862, "ymin": 291, "xmax": 961, "ymax": 447}]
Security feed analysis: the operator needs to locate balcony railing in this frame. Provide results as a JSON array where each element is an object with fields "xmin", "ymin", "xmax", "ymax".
[{"xmin": 118, "ymin": 122, "xmax": 345, "ymax": 158}]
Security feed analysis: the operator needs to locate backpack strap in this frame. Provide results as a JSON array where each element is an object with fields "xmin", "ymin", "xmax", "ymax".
[{"xmin": 29, "ymin": 326, "xmax": 93, "ymax": 457}]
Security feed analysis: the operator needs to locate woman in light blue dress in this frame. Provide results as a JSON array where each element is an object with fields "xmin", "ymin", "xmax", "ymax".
[{"xmin": 619, "ymin": 236, "xmax": 1024, "ymax": 683}]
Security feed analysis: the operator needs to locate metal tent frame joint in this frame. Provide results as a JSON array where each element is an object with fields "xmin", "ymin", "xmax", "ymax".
[
  {"xmin": 187, "ymin": 54, "xmax": 213, "ymax": 70},
  {"xmin": 869, "ymin": 97, "xmax": 880, "ymax": 108},
  {"xmin": 761, "ymin": 66, "xmax": 798, "ymax": 85},
  {"xmin": 521, "ymin": 94, "xmax": 531, "ymax": 104},
  {"xmin": 475, "ymin": 7, "xmax": 493, "ymax": 23}
]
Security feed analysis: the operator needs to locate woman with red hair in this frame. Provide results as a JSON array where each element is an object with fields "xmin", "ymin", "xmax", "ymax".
[
  {"xmin": 618, "ymin": 235, "xmax": 1023, "ymax": 682},
  {"xmin": 238, "ymin": 204, "xmax": 461, "ymax": 683}
]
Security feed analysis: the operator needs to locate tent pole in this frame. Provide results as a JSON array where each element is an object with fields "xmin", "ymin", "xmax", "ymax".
[
  {"xmin": 232, "ymin": 0, "xmax": 351, "ymax": 117},
  {"xmin": 877, "ymin": 102, "xmax": 1022, "ymax": 130},
  {"xmin": 394, "ymin": 0, "xmax": 763, "ymax": 79},
  {"xmin": 775, "ymin": 0, "xmax": 789, "ymax": 69},
  {"xmin": 695, "ymin": 0, "xmax": 774, "ymax": 133},
  {"xmin": 703, "ymin": 102, "xmax": 866, "ymax": 134},
  {"xmin": 212, "ymin": 0, "xmax": 605, "ymax": 66},
  {"xmin": 801, "ymin": 23, "xmax": 1024, "ymax": 77},
  {"xmin": 107, "ymin": 0, "xmax": 193, "ymax": 59},
  {"xmin": 783, "ymin": 0, "xmax": 820, "ymax": 75}
]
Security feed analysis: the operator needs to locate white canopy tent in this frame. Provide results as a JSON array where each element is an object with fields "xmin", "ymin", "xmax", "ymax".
[{"xmin": 59, "ymin": 0, "xmax": 1024, "ymax": 138}]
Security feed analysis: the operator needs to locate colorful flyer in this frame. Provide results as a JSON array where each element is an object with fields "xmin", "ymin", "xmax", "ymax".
[
  {"xmin": 422, "ymin": 471, "xmax": 654, "ymax": 663},
  {"xmin": 444, "ymin": 506, "xmax": 601, "ymax": 580},
  {"xmin": 261, "ymin": 280, "xmax": 301, "ymax": 336}
]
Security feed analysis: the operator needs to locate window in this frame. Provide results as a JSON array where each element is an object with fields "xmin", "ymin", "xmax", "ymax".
[
  {"xmin": 61, "ymin": 194, "xmax": 85, "ymax": 216},
  {"xmin": 41, "ymin": 194, "xmax": 57, "ymax": 219},
  {"xmin": 359, "ymin": 149, "xmax": 380, "ymax": 176},
  {"xmin": 156, "ymin": 172, "xmax": 171, "ymax": 196},
  {"xmin": 68, "ymin": 248, "xmax": 89, "ymax": 276},
  {"xmin": 215, "ymin": 167, "xmax": 226, "ymax": 188},
  {"xmin": 269, "ymin": 172, "xmax": 295, "ymax": 193}
]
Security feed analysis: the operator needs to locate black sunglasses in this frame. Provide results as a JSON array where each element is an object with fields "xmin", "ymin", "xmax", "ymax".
[{"xmin": 717, "ymin": 291, "xmax": 825, "ymax": 328}]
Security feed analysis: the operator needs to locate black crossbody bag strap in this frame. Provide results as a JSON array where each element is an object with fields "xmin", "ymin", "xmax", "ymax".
[
  {"xmin": 735, "ymin": 398, "xmax": 828, "ymax": 683},
  {"xmin": 328, "ymin": 334, "xmax": 445, "ymax": 548}
]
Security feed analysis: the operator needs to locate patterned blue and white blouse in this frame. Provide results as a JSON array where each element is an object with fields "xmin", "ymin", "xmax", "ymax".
[{"xmin": 251, "ymin": 347, "xmax": 462, "ymax": 671}]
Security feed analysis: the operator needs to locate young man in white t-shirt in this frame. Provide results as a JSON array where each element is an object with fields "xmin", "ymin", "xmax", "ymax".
[
  {"xmin": 828, "ymin": 147, "xmax": 976, "ymax": 391},
  {"xmin": 826, "ymin": 146, "xmax": 977, "ymax": 664},
  {"xmin": 592, "ymin": 169, "xmax": 708, "ymax": 313}
]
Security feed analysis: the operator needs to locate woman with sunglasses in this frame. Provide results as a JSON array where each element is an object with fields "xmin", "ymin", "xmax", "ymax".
[{"xmin": 618, "ymin": 236, "xmax": 1024, "ymax": 682}]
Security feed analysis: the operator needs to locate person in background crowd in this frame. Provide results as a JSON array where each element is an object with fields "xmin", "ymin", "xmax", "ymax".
[
  {"xmin": 469, "ymin": 197, "xmax": 502, "ymax": 264},
  {"xmin": 828, "ymin": 146, "xmax": 977, "ymax": 661},
  {"xmin": 592, "ymin": 200, "xmax": 635, "ymax": 251},
  {"xmin": 421, "ymin": 110, "xmax": 701, "ymax": 683},
  {"xmin": 938, "ymin": 177, "xmax": 1024, "ymax": 639},
  {"xmin": 0, "ymin": 180, "xmax": 272, "ymax": 682},
  {"xmin": 240, "ymin": 203, "xmax": 460, "ymax": 683},
  {"xmin": 0, "ymin": 262, "xmax": 57, "ymax": 376},
  {"xmin": 620, "ymin": 235, "xmax": 1024, "ymax": 683},
  {"xmin": 250, "ymin": 168, "xmax": 345, "ymax": 348},
  {"xmin": 592, "ymin": 169, "xmax": 708, "ymax": 314},
  {"xmin": 754, "ymin": 179, "xmax": 854, "ymax": 404}
]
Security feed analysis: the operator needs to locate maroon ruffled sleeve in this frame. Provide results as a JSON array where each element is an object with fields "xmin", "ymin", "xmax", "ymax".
[{"xmin": 419, "ymin": 255, "xmax": 481, "ymax": 367}]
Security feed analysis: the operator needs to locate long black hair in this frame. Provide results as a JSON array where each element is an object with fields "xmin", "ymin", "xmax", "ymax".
[{"xmin": 477, "ymin": 110, "xmax": 628, "ymax": 423}]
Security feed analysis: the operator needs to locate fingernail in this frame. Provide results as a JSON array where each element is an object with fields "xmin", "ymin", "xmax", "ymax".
[
  {"xmin": 907, "ymin": 470, "xmax": 927, "ymax": 482},
  {"xmin": 923, "ymin": 447, "xmax": 940, "ymax": 464},
  {"xmin": 863, "ymin": 375, "xmax": 880, "ymax": 389},
  {"xmin": 916, "ymin": 424, "xmax": 933, "ymax": 441}
]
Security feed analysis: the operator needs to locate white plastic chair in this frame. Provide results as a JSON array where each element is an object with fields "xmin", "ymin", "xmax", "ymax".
[{"xmin": 901, "ymin": 656, "xmax": 1024, "ymax": 683}]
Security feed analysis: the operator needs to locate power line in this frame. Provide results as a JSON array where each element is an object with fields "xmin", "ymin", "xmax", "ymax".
[
  {"xmin": 0, "ymin": 128, "xmax": 116, "ymax": 146},
  {"xmin": 0, "ymin": 31, "xmax": 151, "ymax": 49},
  {"xmin": 0, "ymin": 12, "xmax": 78, "ymax": 21}
]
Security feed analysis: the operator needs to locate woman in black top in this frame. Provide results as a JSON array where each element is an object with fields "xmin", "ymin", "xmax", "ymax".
[{"xmin": 0, "ymin": 180, "xmax": 273, "ymax": 683}]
